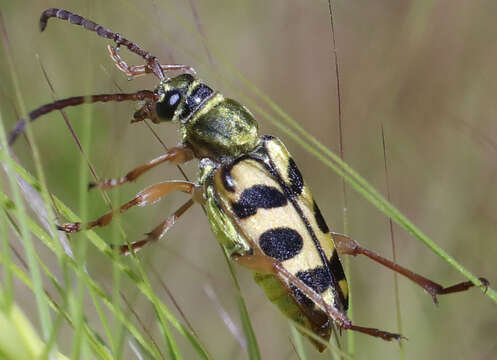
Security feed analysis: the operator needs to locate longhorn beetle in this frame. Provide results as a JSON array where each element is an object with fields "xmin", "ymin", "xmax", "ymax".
[{"xmin": 9, "ymin": 8, "xmax": 489, "ymax": 351}]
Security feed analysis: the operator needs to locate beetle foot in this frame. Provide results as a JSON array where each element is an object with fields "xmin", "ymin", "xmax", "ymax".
[{"xmin": 56, "ymin": 222, "xmax": 81, "ymax": 233}]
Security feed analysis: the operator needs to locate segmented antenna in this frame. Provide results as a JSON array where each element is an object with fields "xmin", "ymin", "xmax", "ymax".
[
  {"xmin": 8, "ymin": 90, "xmax": 156, "ymax": 145},
  {"xmin": 39, "ymin": 8, "xmax": 165, "ymax": 80}
]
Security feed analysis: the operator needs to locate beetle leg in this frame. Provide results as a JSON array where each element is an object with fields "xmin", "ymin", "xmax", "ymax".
[
  {"xmin": 108, "ymin": 45, "xmax": 197, "ymax": 78},
  {"xmin": 131, "ymin": 100, "xmax": 159, "ymax": 124},
  {"xmin": 89, "ymin": 145, "xmax": 194, "ymax": 190},
  {"xmin": 231, "ymin": 250, "xmax": 404, "ymax": 342},
  {"xmin": 58, "ymin": 180, "xmax": 200, "ymax": 233},
  {"xmin": 118, "ymin": 199, "xmax": 194, "ymax": 255},
  {"xmin": 331, "ymin": 232, "xmax": 489, "ymax": 305}
]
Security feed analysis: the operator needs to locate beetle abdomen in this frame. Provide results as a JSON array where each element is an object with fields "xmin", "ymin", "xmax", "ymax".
[{"xmin": 253, "ymin": 272, "xmax": 331, "ymax": 352}]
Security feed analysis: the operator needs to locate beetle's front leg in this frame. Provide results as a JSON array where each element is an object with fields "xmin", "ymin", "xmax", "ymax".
[
  {"xmin": 108, "ymin": 45, "xmax": 197, "ymax": 79},
  {"xmin": 89, "ymin": 145, "xmax": 194, "ymax": 190},
  {"xmin": 331, "ymin": 232, "xmax": 489, "ymax": 304}
]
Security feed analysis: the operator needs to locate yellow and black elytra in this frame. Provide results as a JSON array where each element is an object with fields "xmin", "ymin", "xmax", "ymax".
[{"xmin": 10, "ymin": 9, "xmax": 488, "ymax": 352}]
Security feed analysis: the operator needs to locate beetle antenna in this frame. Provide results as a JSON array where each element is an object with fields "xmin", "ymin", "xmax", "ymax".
[
  {"xmin": 39, "ymin": 8, "xmax": 166, "ymax": 80},
  {"xmin": 8, "ymin": 90, "xmax": 157, "ymax": 145}
]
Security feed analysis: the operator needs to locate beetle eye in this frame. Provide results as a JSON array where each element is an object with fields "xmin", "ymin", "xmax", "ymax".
[{"xmin": 156, "ymin": 90, "xmax": 182, "ymax": 120}]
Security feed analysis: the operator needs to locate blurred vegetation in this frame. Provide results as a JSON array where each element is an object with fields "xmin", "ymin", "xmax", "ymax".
[{"xmin": 0, "ymin": 0, "xmax": 496, "ymax": 359}]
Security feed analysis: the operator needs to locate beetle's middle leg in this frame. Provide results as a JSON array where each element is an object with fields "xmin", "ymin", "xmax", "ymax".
[
  {"xmin": 331, "ymin": 232, "xmax": 489, "ymax": 304},
  {"xmin": 58, "ymin": 180, "xmax": 201, "ymax": 233},
  {"xmin": 118, "ymin": 198, "xmax": 194, "ymax": 255},
  {"xmin": 89, "ymin": 145, "xmax": 194, "ymax": 190}
]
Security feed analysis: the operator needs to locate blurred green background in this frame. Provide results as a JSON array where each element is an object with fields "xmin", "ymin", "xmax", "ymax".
[{"xmin": 1, "ymin": 0, "xmax": 496, "ymax": 359}]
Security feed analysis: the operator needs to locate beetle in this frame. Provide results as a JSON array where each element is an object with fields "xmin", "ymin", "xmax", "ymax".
[{"xmin": 8, "ymin": 8, "xmax": 489, "ymax": 351}]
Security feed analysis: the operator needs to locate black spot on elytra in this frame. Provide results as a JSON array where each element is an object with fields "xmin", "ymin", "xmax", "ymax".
[
  {"xmin": 313, "ymin": 201, "xmax": 329, "ymax": 234},
  {"xmin": 291, "ymin": 266, "xmax": 333, "ymax": 309},
  {"xmin": 221, "ymin": 167, "xmax": 235, "ymax": 192},
  {"xmin": 291, "ymin": 285, "xmax": 314, "ymax": 308},
  {"xmin": 329, "ymin": 250, "xmax": 348, "ymax": 311},
  {"xmin": 220, "ymin": 155, "xmax": 253, "ymax": 192},
  {"xmin": 329, "ymin": 250, "xmax": 346, "ymax": 282},
  {"xmin": 232, "ymin": 185, "xmax": 287, "ymax": 218},
  {"xmin": 297, "ymin": 266, "xmax": 332, "ymax": 294},
  {"xmin": 259, "ymin": 227, "xmax": 303, "ymax": 262},
  {"xmin": 288, "ymin": 158, "xmax": 304, "ymax": 195}
]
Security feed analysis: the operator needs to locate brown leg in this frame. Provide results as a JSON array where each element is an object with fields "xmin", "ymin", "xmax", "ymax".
[
  {"xmin": 89, "ymin": 146, "xmax": 194, "ymax": 190},
  {"xmin": 331, "ymin": 232, "xmax": 489, "ymax": 304},
  {"xmin": 58, "ymin": 181, "xmax": 199, "ymax": 233},
  {"xmin": 108, "ymin": 45, "xmax": 197, "ymax": 78},
  {"xmin": 232, "ymin": 250, "xmax": 403, "ymax": 341},
  {"xmin": 119, "ymin": 199, "xmax": 194, "ymax": 255},
  {"xmin": 131, "ymin": 100, "xmax": 159, "ymax": 124}
]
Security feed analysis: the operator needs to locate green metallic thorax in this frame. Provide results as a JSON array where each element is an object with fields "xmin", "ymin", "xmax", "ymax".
[
  {"xmin": 184, "ymin": 96, "xmax": 259, "ymax": 161},
  {"xmin": 156, "ymin": 74, "xmax": 259, "ymax": 162}
]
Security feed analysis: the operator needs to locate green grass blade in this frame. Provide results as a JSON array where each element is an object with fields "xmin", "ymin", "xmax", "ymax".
[
  {"xmin": 71, "ymin": 73, "xmax": 93, "ymax": 360},
  {"xmin": 4, "ymin": 159, "xmax": 211, "ymax": 359},
  {"xmin": 0, "ymin": 298, "xmax": 69, "ymax": 360},
  {"xmin": 0, "ymin": 190, "xmax": 163, "ymax": 359},
  {"xmin": 0, "ymin": 185, "xmax": 13, "ymax": 311},
  {"xmin": 289, "ymin": 324, "xmax": 307, "ymax": 360},
  {"xmin": 0, "ymin": 113, "xmax": 54, "ymax": 345},
  {"xmin": 381, "ymin": 126, "xmax": 404, "ymax": 358},
  {"xmin": 223, "ymin": 250, "xmax": 260, "ymax": 360},
  {"xmin": 0, "ymin": 248, "xmax": 113, "ymax": 360}
]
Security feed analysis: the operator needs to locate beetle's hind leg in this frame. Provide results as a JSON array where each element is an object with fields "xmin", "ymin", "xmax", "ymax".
[
  {"xmin": 118, "ymin": 199, "xmax": 194, "ymax": 255},
  {"xmin": 58, "ymin": 181, "xmax": 201, "ymax": 233},
  {"xmin": 231, "ymin": 249, "xmax": 404, "ymax": 342},
  {"xmin": 88, "ymin": 145, "xmax": 194, "ymax": 190},
  {"xmin": 331, "ymin": 232, "xmax": 489, "ymax": 304}
]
